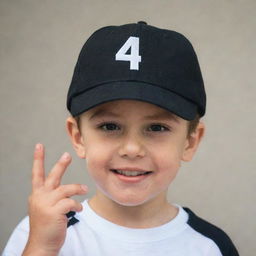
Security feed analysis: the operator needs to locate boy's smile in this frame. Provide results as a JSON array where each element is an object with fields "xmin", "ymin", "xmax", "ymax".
[{"xmin": 67, "ymin": 100, "xmax": 203, "ymax": 212}]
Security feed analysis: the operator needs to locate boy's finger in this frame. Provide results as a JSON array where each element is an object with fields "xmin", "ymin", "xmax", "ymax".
[
  {"xmin": 44, "ymin": 152, "xmax": 71, "ymax": 189},
  {"xmin": 54, "ymin": 198, "xmax": 83, "ymax": 215},
  {"xmin": 31, "ymin": 143, "xmax": 45, "ymax": 190},
  {"xmin": 52, "ymin": 184, "xmax": 88, "ymax": 202}
]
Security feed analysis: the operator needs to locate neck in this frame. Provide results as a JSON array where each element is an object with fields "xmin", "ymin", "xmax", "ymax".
[{"xmin": 88, "ymin": 192, "xmax": 178, "ymax": 228}]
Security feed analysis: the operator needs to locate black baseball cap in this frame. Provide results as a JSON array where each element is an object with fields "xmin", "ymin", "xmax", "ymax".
[{"xmin": 67, "ymin": 21, "xmax": 206, "ymax": 120}]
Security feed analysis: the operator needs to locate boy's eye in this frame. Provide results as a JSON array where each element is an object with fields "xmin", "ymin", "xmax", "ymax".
[
  {"xmin": 148, "ymin": 124, "xmax": 169, "ymax": 132},
  {"xmin": 100, "ymin": 123, "xmax": 120, "ymax": 131},
  {"xmin": 97, "ymin": 123, "xmax": 169, "ymax": 132}
]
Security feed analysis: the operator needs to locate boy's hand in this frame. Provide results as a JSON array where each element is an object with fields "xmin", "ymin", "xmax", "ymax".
[{"xmin": 22, "ymin": 143, "xmax": 88, "ymax": 256}]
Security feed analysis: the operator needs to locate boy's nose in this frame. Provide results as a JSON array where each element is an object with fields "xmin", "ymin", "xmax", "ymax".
[{"xmin": 118, "ymin": 133, "xmax": 146, "ymax": 159}]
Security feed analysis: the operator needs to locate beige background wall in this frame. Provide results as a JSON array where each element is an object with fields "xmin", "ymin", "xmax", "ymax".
[{"xmin": 0, "ymin": 0, "xmax": 255, "ymax": 255}]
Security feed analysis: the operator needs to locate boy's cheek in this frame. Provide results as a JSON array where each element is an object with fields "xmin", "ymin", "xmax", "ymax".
[{"xmin": 85, "ymin": 150, "xmax": 109, "ymax": 172}]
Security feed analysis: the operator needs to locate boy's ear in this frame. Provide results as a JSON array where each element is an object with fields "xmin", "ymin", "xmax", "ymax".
[
  {"xmin": 182, "ymin": 121, "xmax": 205, "ymax": 162},
  {"xmin": 66, "ymin": 116, "xmax": 86, "ymax": 159}
]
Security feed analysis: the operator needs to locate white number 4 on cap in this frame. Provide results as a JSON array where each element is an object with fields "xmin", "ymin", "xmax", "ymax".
[{"xmin": 115, "ymin": 36, "xmax": 141, "ymax": 70}]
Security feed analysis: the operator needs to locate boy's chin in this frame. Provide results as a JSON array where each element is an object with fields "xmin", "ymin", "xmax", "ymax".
[{"xmin": 110, "ymin": 194, "xmax": 156, "ymax": 207}]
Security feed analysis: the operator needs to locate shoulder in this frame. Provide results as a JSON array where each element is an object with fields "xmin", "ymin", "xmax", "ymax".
[
  {"xmin": 183, "ymin": 207, "xmax": 239, "ymax": 256},
  {"xmin": 7, "ymin": 215, "xmax": 30, "ymax": 235},
  {"xmin": 3, "ymin": 216, "xmax": 30, "ymax": 255}
]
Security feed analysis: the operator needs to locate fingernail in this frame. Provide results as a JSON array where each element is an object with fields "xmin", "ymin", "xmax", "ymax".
[
  {"xmin": 35, "ymin": 143, "xmax": 42, "ymax": 151},
  {"xmin": 81, "ymin": 184, "xmax": 88, "ymax": 191},
  {"xmin": 61, "ymin": 152, "xmax": 70, "ymax": 161}
]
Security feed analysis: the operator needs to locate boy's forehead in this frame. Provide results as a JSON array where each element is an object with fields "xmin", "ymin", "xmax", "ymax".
[{"xmin": 85, "ymin": 100, "xmax": 181, "ymax": 122}]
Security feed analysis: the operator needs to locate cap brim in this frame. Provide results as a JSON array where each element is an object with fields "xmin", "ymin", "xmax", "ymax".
[{"xmin": 70, "ymin": 82, "xmax": 198, "ymax": 121}]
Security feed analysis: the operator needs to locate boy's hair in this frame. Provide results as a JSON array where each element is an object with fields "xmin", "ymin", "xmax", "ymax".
[{"xmin": 73, "ymin": 113, "xmax": 200, "ymax": 138}]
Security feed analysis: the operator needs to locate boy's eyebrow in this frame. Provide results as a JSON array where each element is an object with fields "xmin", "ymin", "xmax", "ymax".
[
  {"xmin": 89, "ymin": 109, "xmax": 180, "ymax": 123},
  {"xmin": 89, "ymin": 109, "xmax": 120, "ymax": 120},
  {"xmin": 144, "ymin": 112, "xmax": 180, "ymax": 123}
]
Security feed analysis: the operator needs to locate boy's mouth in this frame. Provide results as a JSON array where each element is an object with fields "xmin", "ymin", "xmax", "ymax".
[{"xmin": 110, "ymin": 169, "xmax": 153, "ymax": 177}]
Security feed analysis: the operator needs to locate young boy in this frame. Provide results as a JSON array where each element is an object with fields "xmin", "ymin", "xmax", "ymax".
[{"xmin": 3, "ymin": 21, "xmax": 239, "ymax": 255}]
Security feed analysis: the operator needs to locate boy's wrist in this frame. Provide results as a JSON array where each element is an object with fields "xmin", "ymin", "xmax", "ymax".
[
  {"xmin": 23, "ymin": 249, "xmax": 58, "ymax": 256},
  {"xmin": 22, "ymin": 242, "xmax": 59, "ymax": 256}
]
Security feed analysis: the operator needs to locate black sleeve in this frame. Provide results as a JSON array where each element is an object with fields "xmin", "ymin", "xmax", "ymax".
[{"xmin": 183, "ymin": 207, "xmax": 239, "ymax": 256}]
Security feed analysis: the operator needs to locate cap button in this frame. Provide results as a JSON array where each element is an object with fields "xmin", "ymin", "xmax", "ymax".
[{"xmin": 137, "ymin": 21, "xmax": 147, "ymax": 25}]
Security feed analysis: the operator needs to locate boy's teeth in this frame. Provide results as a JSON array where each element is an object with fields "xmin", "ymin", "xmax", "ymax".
[{"xmin": 115, "ymin": 170, "xmax": 147, "ymax": 176}]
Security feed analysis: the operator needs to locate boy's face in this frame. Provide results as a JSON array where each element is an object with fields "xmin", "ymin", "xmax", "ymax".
[{"xmin": 67, "ymin": 100, "xmax": 204, "ymax": 207}]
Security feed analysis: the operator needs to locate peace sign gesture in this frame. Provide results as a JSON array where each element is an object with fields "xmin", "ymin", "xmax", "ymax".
[{"xmin": 22, "ymin": 144, "xmax": 88, "ymax": 256}]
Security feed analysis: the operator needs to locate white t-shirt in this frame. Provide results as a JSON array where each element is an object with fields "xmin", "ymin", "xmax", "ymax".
[{"xmin": 3, "ymin": 200, "xmax": 239, "ymax": 256}]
